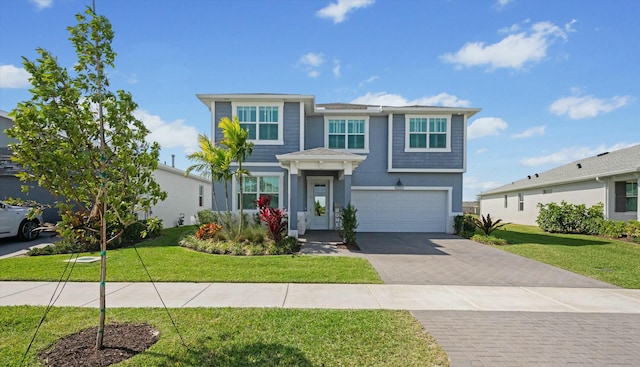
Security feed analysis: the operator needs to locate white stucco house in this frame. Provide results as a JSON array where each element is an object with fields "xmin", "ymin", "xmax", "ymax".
[
  {"xmin": 147, "ymin": 164, "xmax": 212, "ymax": 228},
  {"xmin": 479, "ymin": 145, "xmax": 640, "ymax": 226}
]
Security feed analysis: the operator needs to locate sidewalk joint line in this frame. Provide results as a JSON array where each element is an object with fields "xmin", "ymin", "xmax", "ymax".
[{"xmin": 521, "ymin": 287, "xmax": 582, "ymax": 312}]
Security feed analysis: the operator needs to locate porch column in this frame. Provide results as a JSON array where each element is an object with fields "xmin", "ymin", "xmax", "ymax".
[
  {"xmin": 344, "ymin": 174, "xmax": 352, "ymax": 205},
  {"xmin": 288, "ymin": 167, "xmax": 299, "ymax": 237}
]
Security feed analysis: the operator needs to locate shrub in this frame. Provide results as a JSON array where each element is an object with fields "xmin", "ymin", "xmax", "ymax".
[
  {"xmin": 196, "ymin": 209, "xmax": 217, "ymax": 225},
  {"xmin": 536, "ymin": 201, "xmax": 604, "ymax": 234},
  {"xmin": 195, "ymin": 223, "xmax": 223, "ymax": 240},
  {"xmin": 255, "ymin": 195, "xmax": 288, "ymax": 243},
  {"xmin": 471, "ymin": 234, "xmax": 508, "ymax": 246},
  {"xmin": 470, "ymin": 214, "xmax": 507, "ymax": 236},
  {"xmin": 599, "ymin": 220, "xmax": 626, "ymax": 238},
  {"xmin": 339, "ymin": 203, "xmax": 358, "ymax": 246},
  {"xmin": 625, "ymin": 220, "xmax": 640, "ymax": 239}
]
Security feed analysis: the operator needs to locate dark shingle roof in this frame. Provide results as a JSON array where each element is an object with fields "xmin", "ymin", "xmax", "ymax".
[{"xmin": 481, "ymin": 144, "xmax": 640, "ymax": 195}]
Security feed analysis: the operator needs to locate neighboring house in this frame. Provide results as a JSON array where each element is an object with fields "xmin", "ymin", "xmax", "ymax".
[
  {"xmin": 146, "ymin": 164, "xmax": 212, "ymax": 228},
  {"xmin": 2, "ymin": 109, "xmax": 211, "ymax": 229},
  {"xmin": 479, "ymin": 145, "xmax": 640, "ymax": 226},
  {"xmin": 463, "ymin": 201, "xmax": 480, "ymax": 215},
  {"xmin": 1, "ymin": 110, "xmax": 61, "ymax": 223},
  {"xmin": 196, "ymin": 93, "xmax": 481, "ymax": 235}
]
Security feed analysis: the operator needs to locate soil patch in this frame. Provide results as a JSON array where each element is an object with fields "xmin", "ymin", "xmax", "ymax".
[{"xmin": 39, "ymin": 323, "xmax": 159, "ymax": 366}]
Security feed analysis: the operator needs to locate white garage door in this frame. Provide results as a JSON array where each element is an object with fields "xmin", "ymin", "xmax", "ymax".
[{"xmin": 351, "ymin": 190, "xmax": 447, "ymax": 232}]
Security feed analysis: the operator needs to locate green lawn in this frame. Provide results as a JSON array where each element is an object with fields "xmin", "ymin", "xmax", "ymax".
[
  {"xmin": 0, "ymin": 227, "xmax": 382, "ymax": 284},
  {"xmin": 1, "ymin": 306, "xmax": 449, "ymax": 367},
  {"xmin": 489, "ymin": 224, "xmax": 640, "ymax": 288}
]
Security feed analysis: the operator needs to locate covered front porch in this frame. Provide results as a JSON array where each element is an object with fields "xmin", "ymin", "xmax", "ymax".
[{"xmin": 276, "ymin": 148, "xmax": 366, "ymax": 237}]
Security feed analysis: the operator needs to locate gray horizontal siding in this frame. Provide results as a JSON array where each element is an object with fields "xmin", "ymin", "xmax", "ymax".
[
  {"xmin": 213, "ymin": 102, "xmax": 301, "ymax": 162},
  {"xmin": 391, "ymin": 114, "xmax": 464, "ymax": 169}
]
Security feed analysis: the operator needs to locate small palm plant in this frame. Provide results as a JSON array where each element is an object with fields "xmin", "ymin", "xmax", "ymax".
[{"xmin": 470, "ymin": 214, "xmax": 508, "ymax": 235}]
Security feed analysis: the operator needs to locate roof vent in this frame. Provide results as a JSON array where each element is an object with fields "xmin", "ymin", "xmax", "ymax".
[
  {"xmin": 535, "ymin": 173, "xmax": 539, "ymax": 177},
  {"xmin": 527, "ymin": 175, "xmax": 531, "ymax": 179},
  {"xmin": 577, "ymin": 163, "xmax": 582, "ymax": 169},
  {"xmin": 597, "ymin": 152, "xmax": 609, "ymax": 157}
]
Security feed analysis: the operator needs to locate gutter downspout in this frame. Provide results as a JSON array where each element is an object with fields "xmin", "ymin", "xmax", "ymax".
[{"xmin": 595, "ymin": 177, "xmax": 608, "ymax": 219}]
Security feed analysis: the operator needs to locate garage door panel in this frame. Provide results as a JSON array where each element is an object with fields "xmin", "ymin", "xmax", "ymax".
[{"xmin": 351, "ymin": 190, "xmax": 447, "ymax": 232}]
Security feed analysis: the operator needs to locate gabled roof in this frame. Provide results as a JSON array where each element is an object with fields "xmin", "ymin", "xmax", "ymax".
[{"xmin": 481, "ymin": 144, "xmax": 640, "ymax": 196}]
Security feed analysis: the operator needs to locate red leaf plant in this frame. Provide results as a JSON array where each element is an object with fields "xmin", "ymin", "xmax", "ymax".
[
  {"xmin": 195, "ymin": 222, "xmax": 223, "ymax": 240},
  {"xmin": 255, "ymin": 195, "xmax": 288, "ymax": 243}
]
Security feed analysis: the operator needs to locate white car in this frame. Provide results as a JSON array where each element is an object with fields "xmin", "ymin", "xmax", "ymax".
[{"xmin": 0, "ymin": 200, "xmax": 43, "ymax": 241}]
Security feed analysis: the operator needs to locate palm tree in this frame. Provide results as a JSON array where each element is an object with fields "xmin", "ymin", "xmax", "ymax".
[
  {"xmin": 185, "ymin": 134, "xmax": 225, "ymax": 218},
  {"xmin": 212, "ymin": 146, "xmax": 234, "ymax": 213},
  {"xmin": 218, "ymin": 116, "xmax": 254, "ymax": 232}
]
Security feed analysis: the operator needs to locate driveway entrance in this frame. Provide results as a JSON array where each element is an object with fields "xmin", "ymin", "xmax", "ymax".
[{"xmin": 354, "ymin": 232, "xmax": 615, "ymax": 288}]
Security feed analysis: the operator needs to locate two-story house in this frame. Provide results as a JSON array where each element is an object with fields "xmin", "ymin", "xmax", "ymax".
[{"xmin": 197, "ymin": 94, "xmax": 480, "ymax": 236}]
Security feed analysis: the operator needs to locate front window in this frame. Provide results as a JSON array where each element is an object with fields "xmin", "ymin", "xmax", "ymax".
[
  {"xmin": 198, "ymin": 185, "xmax": 204, "ymax": 207},
  {"xmin": 325, "ymin": 117, "xmax": 368, "ymax": 152},
  {"xmin": 615, "ymin": 181, "xmax": 638, "ymax": 212},
  {"xmin": 237, "ymin": 175, "xmax": 280, "ymax": 210},
  {"xmin": 626, "ymin": 182, "xmax": 638, "ymax": 211},
  {"xmin": 405, "ymin": 115, "xmax": 451, "ymax": 152},
  {"xmin": 233, "ymin": 102, "xmax": 284, "ymax": 144}
]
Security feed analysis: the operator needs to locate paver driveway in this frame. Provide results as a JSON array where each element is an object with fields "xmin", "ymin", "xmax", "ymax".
[{"xmin": 354, "ymin": 232, "xmax": 640, "ymax": 367}]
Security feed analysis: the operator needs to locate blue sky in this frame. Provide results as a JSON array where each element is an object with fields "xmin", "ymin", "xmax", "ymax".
[{"xmin": 1, "ymin": 0, "xmax": 638, "ymax": 201}]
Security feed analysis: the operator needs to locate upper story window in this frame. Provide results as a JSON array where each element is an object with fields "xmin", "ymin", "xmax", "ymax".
[
  {"xmin": 615, "ymin": 181, "xmax": 638, "ymax": 212},
  {"xmin": 324, "ymin": 117, "xmax": 369, "ymax": 153},
  {"xmin": 405, "ymin": 115, "xmax": 451, "ymax": 152},
  {"xmin": 232, "ymin": 102, "xmax": 284, "ymax": 145}
]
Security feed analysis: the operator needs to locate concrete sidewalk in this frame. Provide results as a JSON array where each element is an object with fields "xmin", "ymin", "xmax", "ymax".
[{"xmin": 2, "ymin": 281, "xmax": 640, "ymax": 313}]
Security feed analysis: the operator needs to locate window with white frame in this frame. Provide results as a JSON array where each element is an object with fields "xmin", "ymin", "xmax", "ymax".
[
  {"xmin": 615, "ymin": 181, "xmax": 638, "ymax": 212},
  {"xmin": 504, "ymin": 195, "xmax": 508, "ymax": 208},
  {"xmin": 237, "ymin": 175, "xmax": 280, "ymax": 210},
  {"xmin": 518, "ymin": 193, "xmax": 524, "ymax": 211},
  {"xmin": 232, "ymin": 102, "xmax": 284, "ymax": 144},
  {"xmin": 198, "ymin": 185, "xmax": 204, "ymax": 207},
  {"xmin": 405, "ymin": 115, "xmax": 451, "ymax": 152},
  {"xmin": 325, "ymin": 117, "xmax": 368, "ymax": 152}
]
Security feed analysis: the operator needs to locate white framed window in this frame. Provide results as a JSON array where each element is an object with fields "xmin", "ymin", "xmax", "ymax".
[
  {"xmin": 198, "ymin": 185, "xmax": 204, "ymax": 207},
  {"xmin": 233, "ymin": 173, "xmax": 284, "ymax": 211},
  {"xmin": 518, "ymin": 193, "xmax": 524, "ymax": 211},
  {"xmin": 324, "ymin": 117, "xmax": 369, "ymax": 153},
  {"xmin": 404, "ymin": 115, "xmax": 451, "ymax": 152},
  {"xmin": 615, "ymin": 181, "xmax": 638, "ymax": 212},
  {"xmin": 504, "ymin": 195, "xmax": 508, "ymax": 208},
  {"xmin": 232, "ymin": 102, "xmax": 284, "ymax": 145}
]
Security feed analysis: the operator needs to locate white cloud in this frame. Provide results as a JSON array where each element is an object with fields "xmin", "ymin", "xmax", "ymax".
[
  {"xmin": 316, "ymin": 0, "xmax": 374, "ymax": 24},
  {"xmin": 511, "ymin": 125, "xmax": 545, "ymax": 138},
  {"xmin": 520, "ymin": 142, "xmax": 638, "ymax": 166},
  {"xmin": 476, "ymin": 148, "xmax": 488, "ymax": 154},
  {"xmin": 299, "ymin": 52, "xmax": 324, "ymax": 77},
  {"xmin": 358, "ymin": 75, "xmax": 379, "ymax": 87},
  {"xmin": 441, "ymin": 20, "xmax": 574, "ymax": 71},
  {"xmin": 494, "ymin": 0, "xmax": 513, "ymax": 10},
  {"xmin": 467, "ymin": 117, "xmax": 508, "ymax": 139},
  {"xmin": 464, "ymin": 176, "xmax": 505, "ymax": 200},
  {"xmin": 0, "ymin": 64, "xmax": 31, "ymax": 88},
  {"xmin": 133, "ymin": 109, "xmax": 199, "ymax": 153},
  {"xmin": 351, "ymin": 92, "xmax": 471, "ymax": 107},
  {"xmin": 549, "ymin": 94, "xmax": 632, "ymax": 119},
  {"xmin": 30, "ymin": 0, "xmax": 53, "ymax": 10},
  {"xmin": 332, "ymin": 59, "xmax": 341, "ymax": 77}
]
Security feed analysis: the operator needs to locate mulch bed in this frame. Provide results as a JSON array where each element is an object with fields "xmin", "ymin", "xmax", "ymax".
[{"xmin": 39, "ymin": 323, "xmax": 159, "ymax": 367}]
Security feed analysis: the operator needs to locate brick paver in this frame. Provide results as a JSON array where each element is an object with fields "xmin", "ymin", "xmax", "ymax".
[
  {"xmin": 355, "ymin": 233, "xmax": 615, "ymax": 288},
  {"xmin": 413, "ymin": 311, "xmax": 640, "ymax": 366}
]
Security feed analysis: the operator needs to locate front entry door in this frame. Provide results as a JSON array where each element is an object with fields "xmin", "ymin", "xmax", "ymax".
[{"xmin": 308, "ymin": 177, "xmax": 332, "ymax": 230}]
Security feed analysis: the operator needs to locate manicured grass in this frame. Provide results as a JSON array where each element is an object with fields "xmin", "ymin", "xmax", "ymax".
[
  {"xmin": 0, "ymin": 306, "xmax": 449, "ymax": 366},
  {"xmin": 489, "ymin": 224, "xmax": 640, "ymax": 288},
  {"xmin": 0, "ymin": 227, "xmax": 382, "ymax": 284}
]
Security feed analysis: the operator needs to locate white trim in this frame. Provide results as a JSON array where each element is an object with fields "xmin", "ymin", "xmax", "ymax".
[
  {"xmin": 231, "ymin": 101, "xmax": 285, "ymax": 145},
  {"xmin": 299, "ymin": 101, "xmax": 305, "ymax": 150},
  {"xmin": 352, "ymin": 186, "xmax": 451, "ymax": 191},
  {"xmin": 323, "ymin": 116, "xmax": 370, "ymax": 153},
  {"xmin": 231, "ymin": 171, "xmax": 285, "ymax": 211},
  {"xmin": 404, "ymin": 115, "xmax": 452, "ymax": 153},
  {"xmin": 462, "ymin": 113, "xmax": 468, "ymax": 173},
  {"xmin": 210, "ymin": 101, "xmax": 216, "ymax": 141},
  {"xmin": 230, "ymin": 162, "xmax": 281, "ymax": 167},
  {"xmin": 388, "ymin": 168, "xmax": 465, "ymax": 173},
  {"xmin": 387, "ymin": 113, "xmax": 393, "ymax": 171}
]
